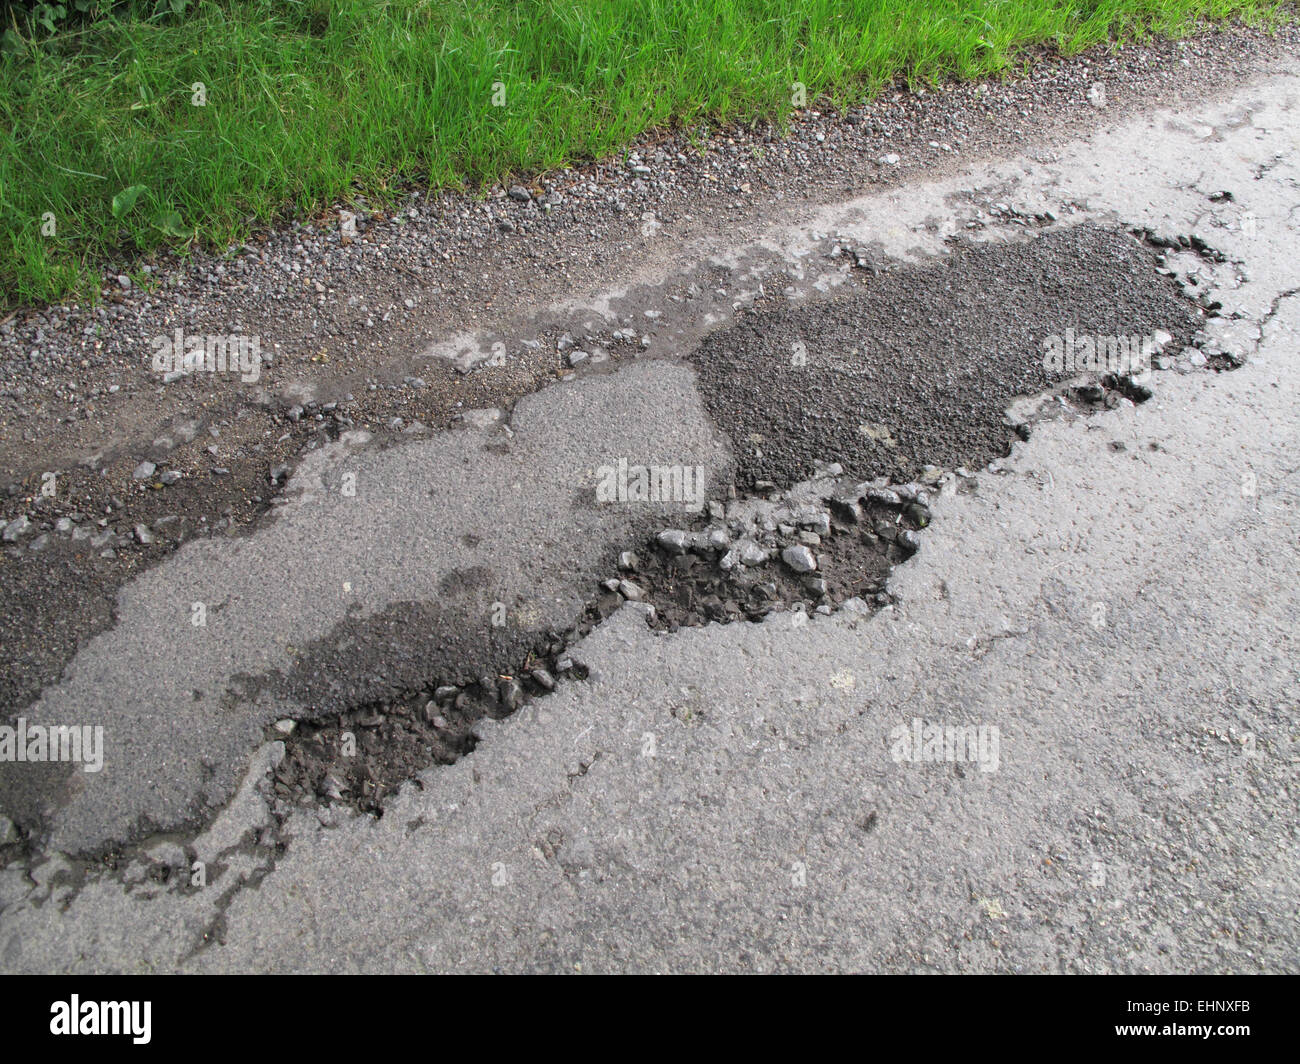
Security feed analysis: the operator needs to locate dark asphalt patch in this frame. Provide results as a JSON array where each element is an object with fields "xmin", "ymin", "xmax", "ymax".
[{"xmin": 688, "ymin": 225, "xmax": 1206, "ymax": 488}]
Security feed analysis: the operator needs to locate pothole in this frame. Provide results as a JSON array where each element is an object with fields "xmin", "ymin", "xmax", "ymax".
[
  {"xmin": 268, "ymin": 222, "xmax": 1231, "ymax": 820},
  {"xmin": 271, "ymin": 466, "xmax": 912, "ymax": 815},
  {"xmin": 0, "ymin": 219, "xmax": 1237, "ymax": 862}
]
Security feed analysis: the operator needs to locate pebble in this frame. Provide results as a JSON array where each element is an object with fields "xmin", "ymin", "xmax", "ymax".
[
  {"xmin": 133, "ymin": 524, "xmax": 154, "ymax": 545},
  {"xmin": 160, "ymin": 470, "xmax": 182, "ymax": 485},
  {"xmin": 132, "ymin": 461, "xmax": 156, "ymax": 480},
  {"xmin": 458, "ymin": 408, "xmax": 502, "ymax": 430},
  {"xmin": 530, "ymin": 667, "xmax": 555, "ymax": 691},
  {"xmin": 781, "ymin": 545, "xmax": 817, "ymax": 572},
  {"xmin": 829, "ymin": 496, "xmax": 863, "ymax": 523},
  {"xmin": 799, "ymin": 511, "xmax": 832, "ymax": 536},
  {"xmin": 618, "ymin": 579, "xmax": 646, "ymax": 601},
  {"xmin": 498, "ymin": 679, "xmax": 526, "ymax": 711},
  {"xmin": 617, "ymin": 551, "xmax": 639, "ymax": 571},
  {"xmin": 2, "ymin": 515, "xmax": 30, "ymax": 541},
  {"xmin": 657, "ymin": 529, "xmax": 689, "ymax": 554}
]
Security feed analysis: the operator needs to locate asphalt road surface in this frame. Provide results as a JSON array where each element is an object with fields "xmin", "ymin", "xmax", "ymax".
[{"xmin": 1, "ymin": 47, "xmax": 1297, "ymax": 973}]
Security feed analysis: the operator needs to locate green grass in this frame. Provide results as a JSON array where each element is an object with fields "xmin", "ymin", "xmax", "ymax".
[{"xmin": 0, "ymin": 0, "xmax": 1292, "ymax": 307}]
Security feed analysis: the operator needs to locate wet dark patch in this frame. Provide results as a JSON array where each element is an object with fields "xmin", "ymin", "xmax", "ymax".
[
  {"xmin": 688, "ymin": 225, "xmax": 1205, "ymax": 489},
  {"xmin": 437, "ymin": 565, "xmax": 494, "ymax": 596},
  {"xmin": 236, "ymin": 599, "xmax": 559, "ymax": 721}
]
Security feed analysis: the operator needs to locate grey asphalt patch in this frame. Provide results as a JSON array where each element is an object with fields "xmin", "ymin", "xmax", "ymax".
[
  {"xmin": 690, "ymin": 225, "xmax": 1203, "ymax": 488},
  {"xmin": 0, "ymin": 359, "xmax": 731, "ymax": 855}
]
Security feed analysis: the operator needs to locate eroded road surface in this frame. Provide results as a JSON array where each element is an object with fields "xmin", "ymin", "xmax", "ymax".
[{"xmin": 1, "ymin": 44, "xmax": 1298, "ymax": 972}]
